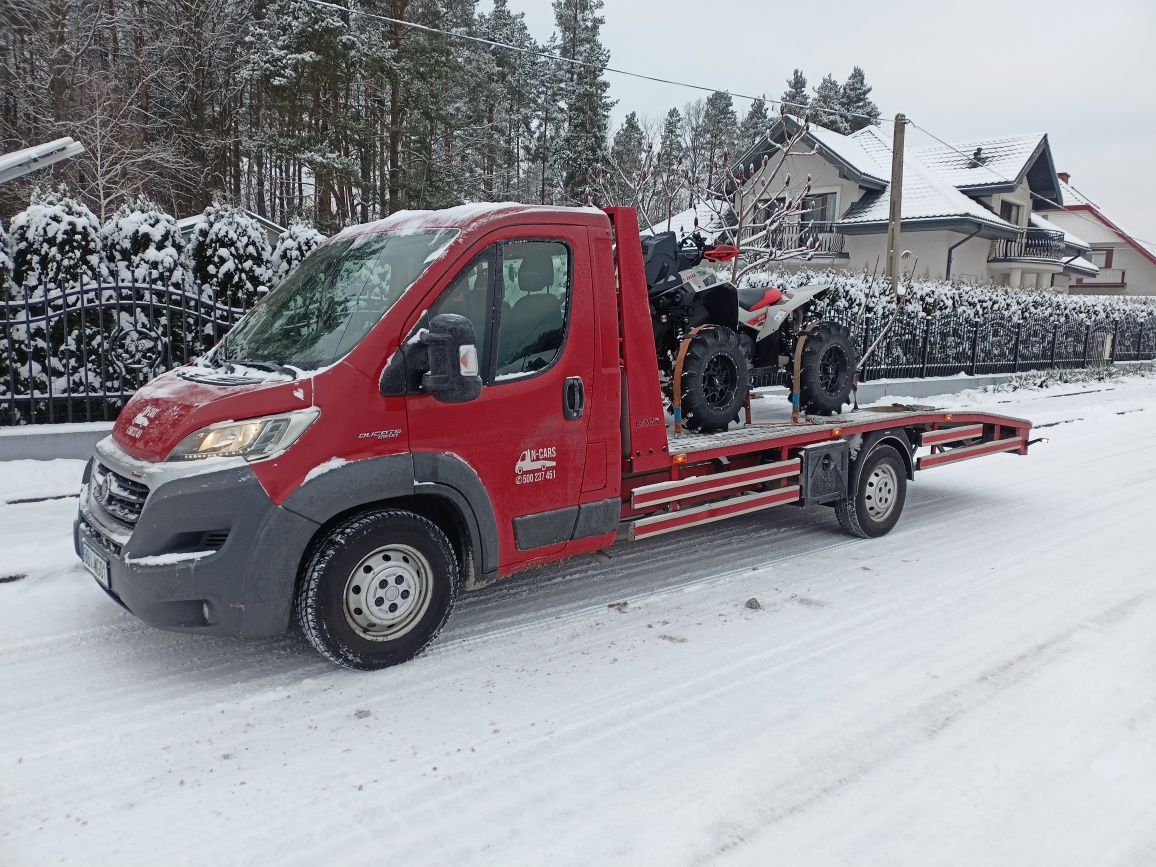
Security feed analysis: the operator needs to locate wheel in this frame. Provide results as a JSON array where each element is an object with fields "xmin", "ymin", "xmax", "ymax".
[
  {"xmin": 798, "ymin": 322, "xmax": 855, "ymax": 415},
  {"xmin": 835, "ymin": 444, "xmax": 907, "ymax": 538},
  {"xmin": 678, "ymin": 326, "xmax": 751, "ymax": 433},
  {"xmin": 296, "ymin": 509, "xmax": 460, "ymax": 670}
]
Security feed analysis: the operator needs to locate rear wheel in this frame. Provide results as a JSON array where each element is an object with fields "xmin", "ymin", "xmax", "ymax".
[
  {"xmin": 297, "ymin": 509, "xmax": 460, "ymax": 670},
  {"xmin": 798, "ymin": 322, "xmax": 855, "ymax": 415},
  {"xmin": 678, "ymin": 326, "xmax": 751, "ymax": 433},
  {"xmin": 835, "ymin": 444, "xmax": 907, "ymax": 538}
]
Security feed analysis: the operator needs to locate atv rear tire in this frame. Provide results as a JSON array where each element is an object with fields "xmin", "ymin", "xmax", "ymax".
[
  {"xmin": 679, "ymin": 326, "xmax": 751, "ymax": 433},
  {"xmin": 798, "ymin": 322, "xmax": 855, "ymax": 416}
]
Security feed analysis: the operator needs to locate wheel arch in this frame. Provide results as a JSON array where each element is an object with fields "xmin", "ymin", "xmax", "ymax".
[
  {"xmin": 856, "ymin": 429, "xmax": 915, "ymax": 480},
  {"xmin": 283, "ymin": 452, "xmax": 499, "ymax": 595}
]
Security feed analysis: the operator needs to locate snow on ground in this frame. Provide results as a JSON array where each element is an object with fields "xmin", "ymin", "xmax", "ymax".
[{"xmin": 3, "ymin": 379, "xmax": 1156, "ymax": 865}]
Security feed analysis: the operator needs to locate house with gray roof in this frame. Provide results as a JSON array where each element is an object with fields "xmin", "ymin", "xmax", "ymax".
[{"xmin": 710, "ymin": 116, "xmax": 1099, "ymax": 289}]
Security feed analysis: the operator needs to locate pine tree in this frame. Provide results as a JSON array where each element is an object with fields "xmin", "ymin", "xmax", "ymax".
[
  {"xmin": 659, "ymin": 107, "xmax": 684, "ymax": 165},
  {"xmin": 781, "ymin": 69, "xmax": 810, "ymax": 116},
  {"xmin": 810, "ymin": 74, "xmax": 849, "ymax": 134},
  {"xmin": 607, "ymin": 111, "xmax": 646, "ymax": 205},
  {"xmin": 698, "ymin": 90, "xmax": 739, "ymax": 188},
  {"xmin": 736, "ymin": 97, "xmax": 770, "ymax": 153},
  {"xmin": 840, "ymin": 66, "xmax": 881, "ymax": 132},
  {"xmin": 529, "ymin": 33, "xmax": 568, "ymax": 204},
  {"xmin": 554, "ymin": 0, "xmax": 614, "ymax": 203},
  {"xmin": 100, "ymin": 196, "xmax": 186, "ymax": 289},
  {"xmin": 271, "ymin": 218, "xmax": 326, "ymax": 283},
  {"xmin": 186, "ymin": 201, "xmax": 273, "ymax": 312}
]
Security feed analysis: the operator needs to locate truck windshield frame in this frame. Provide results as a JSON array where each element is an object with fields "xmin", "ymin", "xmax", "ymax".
[{"xmin": 218, "ymin": 228, "xmax": 459, "ymax": 371}]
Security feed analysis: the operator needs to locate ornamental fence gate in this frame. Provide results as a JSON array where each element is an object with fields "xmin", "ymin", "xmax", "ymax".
[
  {"xmin": 2, "ymin": 280, "xmax": 1156, "ymax": 425},
  {"xmin": 1, "ymin": 279, "xmax": 249, "ymax": 425}
]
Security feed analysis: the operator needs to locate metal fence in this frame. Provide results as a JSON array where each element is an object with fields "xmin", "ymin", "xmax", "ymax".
[
  {"xmin": 1, "ymin": 279, "xmax": 248, "ymax": 425},
  {"xmin": 851, "ymin": 312, "xmax": 1156, "ymax": 381},
  {"xmin": 2, "ymin": 280, "xmax": 1156, "ymax": 425}
]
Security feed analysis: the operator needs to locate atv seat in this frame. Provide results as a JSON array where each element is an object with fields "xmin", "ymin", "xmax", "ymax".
[{"xmin": 738, "ymin": 285, "xmax": 784, "ymax": 311}]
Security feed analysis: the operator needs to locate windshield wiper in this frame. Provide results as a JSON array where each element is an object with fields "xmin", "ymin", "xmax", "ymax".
[{"xmin": 225, "ymin": 359, "xmax": 298, "ymax": 379}]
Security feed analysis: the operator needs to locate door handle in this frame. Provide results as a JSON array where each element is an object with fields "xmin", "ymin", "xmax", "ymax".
[{"xmin": 563, "ymin": 376, "xmax": 585, "ymax": 421}]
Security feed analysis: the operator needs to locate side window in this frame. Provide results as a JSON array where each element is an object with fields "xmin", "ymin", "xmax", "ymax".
[
  {"xmin": 430, "ymin": 250, "xmax": 495, "ymax": 377},
  {"xmin": 494, "ymin": 240, "xmax": 570, "ymax": 378}
]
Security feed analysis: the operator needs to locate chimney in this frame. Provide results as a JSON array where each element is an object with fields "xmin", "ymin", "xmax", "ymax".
[{"xmin": 1057, "ymin": 171, "xmax": 1071, "ymax": 183}]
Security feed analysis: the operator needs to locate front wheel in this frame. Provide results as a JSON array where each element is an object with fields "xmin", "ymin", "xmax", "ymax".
[
  {"xmin": 835, "ymin": 444, "xmax": 907, "ymax": 538},
  {"xmin": 296, "ymin": 509, "xmax": 460, "ymax": 670},
  {"xmin": 678, "ymin": 326, "xmax": 751, "ymax": 433}
]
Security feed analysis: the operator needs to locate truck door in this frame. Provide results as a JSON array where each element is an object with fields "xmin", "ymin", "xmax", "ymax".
[{"xmin": 404, "ymin": 227, "xmax": 596, "ymax": 569}]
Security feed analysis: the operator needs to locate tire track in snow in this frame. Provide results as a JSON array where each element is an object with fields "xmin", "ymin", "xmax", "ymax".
[{"xmin": 693, "ymin": 593, "xmax": 1152, "ymax": 864}]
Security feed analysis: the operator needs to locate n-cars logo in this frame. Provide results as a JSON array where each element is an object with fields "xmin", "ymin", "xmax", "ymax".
[{"xmin": 515, "ymin": 446, "xmax": 557, "ymax": 484}]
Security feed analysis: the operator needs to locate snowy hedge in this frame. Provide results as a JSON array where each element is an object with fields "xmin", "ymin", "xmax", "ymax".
[
  {"xmin": 741, "ymin": 267, "xmax": 1156, "ymax": 327},
  {"xmin": 271, "ymin": 217, "xmax": 326, "ymax": 284},
  {"xmin": 739, "ymin": 268, "xmax": 1156, "ymax": 376},
  {"xmin": 185, "ymin": 201, "xmax": 273, "ymax": 310},
  {"xmin": 101, "ymin": 196, "xmax": 187, "ymax": 289}
]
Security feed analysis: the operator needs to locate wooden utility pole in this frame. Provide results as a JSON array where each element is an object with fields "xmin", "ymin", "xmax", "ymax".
[{"xmin": 885, "ymin": 113, "xmax": 906, "ymax": 294}]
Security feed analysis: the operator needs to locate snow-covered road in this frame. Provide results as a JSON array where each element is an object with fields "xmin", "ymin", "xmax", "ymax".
[{"xmin": 3, "ymin": 378, "xmax": 1156, "ymax": 866}]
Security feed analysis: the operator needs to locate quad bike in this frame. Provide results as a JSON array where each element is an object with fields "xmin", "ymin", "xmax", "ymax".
[{"xmin": 641, "ymin": 230, "xmax": 857, "ymax": 433}]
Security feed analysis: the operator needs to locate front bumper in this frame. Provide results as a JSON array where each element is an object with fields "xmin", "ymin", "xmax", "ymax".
[{"xmin": 75, "ymin": 444, "xmax": 319, "ymax": 637}]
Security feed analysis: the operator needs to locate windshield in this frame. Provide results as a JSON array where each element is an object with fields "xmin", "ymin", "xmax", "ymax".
[{"xmin": 217, "ymin": 229, "xmax": 459, "ymax": 370}]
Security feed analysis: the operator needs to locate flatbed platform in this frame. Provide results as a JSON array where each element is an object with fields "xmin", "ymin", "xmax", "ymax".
[{"xmin": 667, "ymin": 399, "xmax": 1032, "ymax": 459}]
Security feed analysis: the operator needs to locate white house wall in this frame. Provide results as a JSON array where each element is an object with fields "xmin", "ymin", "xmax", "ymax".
[{"xmin": 843, "ymin": 230, "xmax": 991, "ymax": 281}]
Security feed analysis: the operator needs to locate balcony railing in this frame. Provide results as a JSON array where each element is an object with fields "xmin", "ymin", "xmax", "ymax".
[
  {"xmin": 765, "ymin": 222, "xmax": 847, "ymax": 256},
  {"xmin": 989, "ymin": 227, "xmax": 1066, "ymax": 262}
]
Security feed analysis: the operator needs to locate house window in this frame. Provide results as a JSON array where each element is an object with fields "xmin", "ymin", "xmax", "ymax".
[
  {"xmin": 999, "ymin": 200, "xmax": 1022, "ymax": 226},
  {"xmin": 802, "ymin": 192, "xmax": 837, "ymax": 228},
  {"xmin": 1087, "ymin": 248, "xmax": 1113, "ymax": 268}
]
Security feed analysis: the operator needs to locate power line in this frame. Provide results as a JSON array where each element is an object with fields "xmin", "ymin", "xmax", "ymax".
[
  {"xmin": 298, "ymin": 0, "xmax": 885, "ymax": 124},
  {"xmin": 908, "ymin": 120, "xmax": 1156, "ymax": 250}
]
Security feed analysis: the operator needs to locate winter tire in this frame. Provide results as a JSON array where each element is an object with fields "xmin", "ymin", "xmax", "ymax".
[
  {"xmin": 296, "ymin": 509, "xmax": 460, "ymax": 670},
  {"xmin": 798, "ymin": 322, "xmax": 856, "ymax": 416},
  {"xmin": 835, "ymin": 444, "xmax": 907, "ymax": 538},
  {"xmin": 679, "ymin": 326, "xmax": 751, "ymax": 433}
]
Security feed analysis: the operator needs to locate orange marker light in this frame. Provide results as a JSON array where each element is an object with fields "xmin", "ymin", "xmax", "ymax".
[
  {"xmin": 673, "ymin": 454, "xmax": 688, "ymax": 465},
  {"xmin": 831, "ymin": 428, "xmax": 843, "ymax": 438},
  {"xmin": 944, "ymin": 414, "xmax": 953, "ymax": 422}
]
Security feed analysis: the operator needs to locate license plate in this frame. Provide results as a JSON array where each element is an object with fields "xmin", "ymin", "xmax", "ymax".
[{"xmin": 81, "ymin": 541, "xmax": 110, "ymax": 589}]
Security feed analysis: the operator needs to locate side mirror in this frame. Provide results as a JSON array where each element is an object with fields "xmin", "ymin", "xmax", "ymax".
[{"xmin": 419, "ymin": 314, "xmax": 482, "ymax": 403}]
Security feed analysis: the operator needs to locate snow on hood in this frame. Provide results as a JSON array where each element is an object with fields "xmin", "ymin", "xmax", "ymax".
[{"xmin": 112, "ymin": 367, "xmax": 315, "ymax": 462}]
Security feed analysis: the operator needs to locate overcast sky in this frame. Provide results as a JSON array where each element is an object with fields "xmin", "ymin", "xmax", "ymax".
[{"xmin": 497, "ymin": 0, "xmax": 1156, "ymax": 248}]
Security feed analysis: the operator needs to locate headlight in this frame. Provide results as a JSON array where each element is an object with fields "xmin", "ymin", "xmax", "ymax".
[{"xmin": 167, "ymin": 408, "xmax": 319, "ymax": 462}]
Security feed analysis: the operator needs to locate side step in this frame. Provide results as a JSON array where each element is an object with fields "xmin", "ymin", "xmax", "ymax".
[
  {"xmin": 629, "ymin": 485, "xmax": 801, "ymax": 540},
  {"xmin": 631, "ymin": 458, "xmax": 800, "ymax": 509}
]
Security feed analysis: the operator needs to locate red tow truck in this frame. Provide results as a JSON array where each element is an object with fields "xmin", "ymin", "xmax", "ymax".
[{"xmin": 75, "ymin": 205, "xmax": 1034, "ymax": 670}]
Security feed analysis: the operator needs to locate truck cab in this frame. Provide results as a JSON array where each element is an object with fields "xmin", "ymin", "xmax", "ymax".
[{"xmin": 76, "ymin": 204, "xmax": 633, "ymax": 668}]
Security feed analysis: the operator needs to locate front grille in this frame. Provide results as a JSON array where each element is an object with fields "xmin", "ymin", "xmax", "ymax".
[
  {"xmin": 79, "ymin": 516, "xmax": 123, "ymax": 556},
  {"xmin": 92, "ymin": 463, "xmax": 149, "ymax": 526}
]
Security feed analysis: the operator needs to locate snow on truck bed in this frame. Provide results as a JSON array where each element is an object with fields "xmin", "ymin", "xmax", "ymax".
[{"xmin": 3, "ymin": 377, "xmax": 1156, "ymax": 866}]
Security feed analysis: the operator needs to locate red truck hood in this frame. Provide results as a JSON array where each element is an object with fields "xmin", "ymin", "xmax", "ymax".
[{"xmin": 112, "ymin": 368, "xmax": 316, "ymax": 462}]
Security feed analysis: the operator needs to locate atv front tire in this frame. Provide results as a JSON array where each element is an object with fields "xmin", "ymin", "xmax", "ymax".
[
  {"xmin": 679, "ymin": 326, "xmax": 751, "ymax": 433},
  {"xmin": 798, "ymin": 322, "xmax": 856, "ymax": 415}
]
